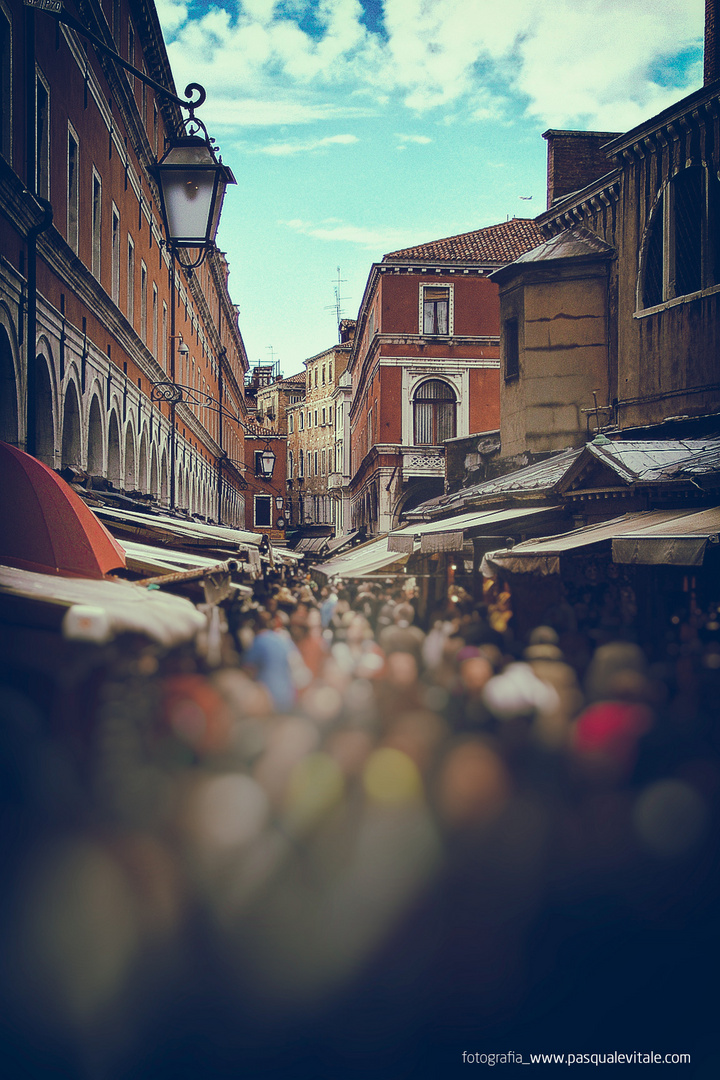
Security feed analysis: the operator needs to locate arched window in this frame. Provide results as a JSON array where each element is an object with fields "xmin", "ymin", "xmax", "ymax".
[
  {"xmin": 641, "ymin": 165, "xmax": 720, "ymax": 309},
  {"xmin": 413, "ymin": 379, "xmax": 456, "ymax": 445}
]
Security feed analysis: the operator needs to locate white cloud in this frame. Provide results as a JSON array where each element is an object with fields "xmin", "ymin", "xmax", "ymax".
[
  {"xmin": 155, "ymin": 0, "xmax": 187, "ymax": 35},
  {"xmin": 201, "ymin": 98, "xmax": 372, "ymax": 129},
  {"xmin": 158, "ymin": 0, "xmax": 705, "ymax": 131},
  {"xmin": 259, "ymin": 133, "xmax": 359, "ymax": 155},
  {"xmin": 281, "ymin": 217, "xmax": 413, "ymax": 250},
  {"xmin": 395, "ymin": 133, "xmax": 432, "ymax": 145}
]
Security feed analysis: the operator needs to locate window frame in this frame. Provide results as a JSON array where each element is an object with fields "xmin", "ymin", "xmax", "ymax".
[
  {"xmin": 638, "ymin": 163, "xmax": 720, "ymax": 313},
  {"xmin": 67, "ymin": 124, "xmax": 79, "ymax": 253},
  {"xmin": 504, "ymin": 317, "xmax": 519, "ymax": 381},
  {"xmin": 126, "ymin": 233, "xmax": 135, "ymax": 325},
  {"xmin": 0, "ymin": 3, "xmax": 13, "ymax": 164},
  {"xmin": 91, "ymin": 169, "xmax": 102, "ymax": 280},
  {"xmin": 419, "ymin": 283, "xmax": 454, "ymax": 336},
  {"xmin": 412, "ymin": 378, "xmax": 457, "ymax": 445},
  {"xmin": 35, "ymin": 68, "xmax": 50, "ymax": 200},
  {"xmin": 254, "ymin": 494, "xmax": 272, "ymax": 528},
  {"xmin": 140, "ymin": 260, "xmax": 148, "ymax": 343}
]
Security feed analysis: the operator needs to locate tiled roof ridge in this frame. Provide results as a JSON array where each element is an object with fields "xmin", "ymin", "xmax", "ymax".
[{"xmin": 383, "ymin": 217, "xmax": 545, "ymax": 264}]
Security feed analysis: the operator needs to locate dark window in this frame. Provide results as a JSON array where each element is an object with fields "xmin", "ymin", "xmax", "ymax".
[
  {"xmin": 91, "ymin": 174, "xmax": 102, "ymax": 279},
  {"xmin": 254, "ymin": 495, "xmax": 272, "ymax": 527},
  {"xmin": 36, "ymin": 75, "xmax": 49, "ymax": 198},
  {"xmin": 641, "ymin": 165, "xmax": 720, "ymax": 308},
  {"xmin": 423, "ymin": 286, "xmax": 450, "ymax": 334},
  {"xmin": 1, "ymin": 12, "xmax": 12, "ymax": 162},
  {"xmin": 413, "ymin": 379, "xmax": 456, "ymax": 444},
  {"xmin": 67, "ymin": 130, "xmax": 79, "ymax": 252},
  {"xmin": 643, "ymin": 201, "xmax": 664, "ymax": 308},
  {"xmin": 504, "ymin": 317, "xmax": 519, "ymax": 380},
  {"xmin": 674, "ymin": 166, "xmax": 702, "ymax": 297}
]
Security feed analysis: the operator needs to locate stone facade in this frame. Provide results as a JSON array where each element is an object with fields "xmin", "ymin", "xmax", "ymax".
[
  {"xmin": 286, "ymin": 334, "xmax": 352, "ymax": 531},
  {"xmin": 0, "ymin": 0, "xmax": 248, "ymax": 524},
  {"xmin": 348, "ymin": 219, "xmax": 544, "ymax": 536},
  {"xmin": 496, "ymin": 67, "xmax": 720, "ymax": 452}
]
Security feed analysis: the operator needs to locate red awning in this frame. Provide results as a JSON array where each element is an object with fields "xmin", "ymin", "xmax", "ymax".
[{"xmin": 0, "ymin": 442, "xmax": 126, "ymax": 579}]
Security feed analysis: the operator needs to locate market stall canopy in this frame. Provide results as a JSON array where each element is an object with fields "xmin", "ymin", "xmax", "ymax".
[
  {"xmin": 312, "ymin": 535, "xmax": 410, "ymax": 580},
  {"xmin": 558, "ymin": 437, "xmax": 720, "ymax": 496},
  {"xmin": 272, "ymin": 546, "xmax": 303, "ymax": 565},
  {"xmin": 93, "ymin": 506, "xmax": 261, "ymax": 551},
  {"xmin": 120, "ymin": 540, "xmax": 252, "ymax": 595},
  {"xmin": 0, "ymin": 564, "xmax": 206, "ymax": 646},
  {"xmin": 0, "ymin": 442, "xmax": 126, "ymax": 579},
  {"xmin": 405, "ymin": 448, "xmax": 582, "ymax": 520},
  {"xmin": 482, "ymin": 507, "xmax": 720, "ymax": 576},
  {"xmin": 293, "ymin": 537, "xmax": 331, "ymax": 554},
  {"xmin": 390, "ymin": 504, "xmax": 565, "ymax": 551},
  {"xmin": 612, "ymin": 506, "xmax": 720, "ymax": 566},
  {"xmin": 324, "ymin": 531, "xmax": 361, "ymax": 556}
]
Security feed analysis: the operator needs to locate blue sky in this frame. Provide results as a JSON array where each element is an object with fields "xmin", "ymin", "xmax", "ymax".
[{"xmin": 156, "ymin": 0, "xmax": 705, "ymax": 375}]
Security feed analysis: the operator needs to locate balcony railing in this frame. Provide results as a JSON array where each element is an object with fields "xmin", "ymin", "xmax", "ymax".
[{"xmin": 402, "ymin": 447, "xmax": 445, "ymax": 477}]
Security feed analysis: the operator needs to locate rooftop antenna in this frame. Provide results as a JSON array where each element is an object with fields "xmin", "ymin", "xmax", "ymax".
[
  {"xmin": 263, "ymin": 345, "xmax": 280, "ymax": 382},
  {"xmin": 326, "ymin": 267, "xmax": 350, "ymax": 341}
]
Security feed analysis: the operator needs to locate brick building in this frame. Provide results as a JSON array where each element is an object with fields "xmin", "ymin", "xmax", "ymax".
[
  {"xmin": 347, "ymin": 219, "xmax": 544, "ymax": 536},
  {"xmin": 0, "ymin": 0, "xmax": 248, "ymax": 525},
  {"xmin": 255, "ymin": 369, "xmax": 306, "ymax": 432},
  {"xmin": 243, "ymin": 424, "xmax": 287, "ymax": 541},
  {"xmin": 493, "ymin": 10, "xmax": 720, "ymax": 455},
  {"xmin": 286, "ymin": 330, "xmax": 353, "ymax": 534}
]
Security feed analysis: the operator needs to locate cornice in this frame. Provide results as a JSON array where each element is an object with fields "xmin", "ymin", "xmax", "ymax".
[
  {"xmin": 604, "ymin": 79, "xmax": 720, "ymax": 160},
  {"xmin": 537, "ymin": 178, "xmax": 621, "ymax": 234},
  {"xmin": 38, "ymin": 226, "xmax": 169, "ymax": 387}
]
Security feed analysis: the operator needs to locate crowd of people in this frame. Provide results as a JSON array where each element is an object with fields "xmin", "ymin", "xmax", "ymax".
[{"xmin": 1, "ymin": 570, "xmax": 719, "ymax": 1078}]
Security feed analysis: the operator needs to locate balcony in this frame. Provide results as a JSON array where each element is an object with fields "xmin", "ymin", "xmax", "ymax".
[
  {"xmin": 327, "ymin": 472, "xmax": 348, "ymax": 490},
  {"xmin": 402, "ymin": 447, "xmax": 445, "ymax": 478}
]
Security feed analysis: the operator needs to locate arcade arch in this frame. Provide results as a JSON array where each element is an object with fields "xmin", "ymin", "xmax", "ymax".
[
  {"xmin": 87, "ymin": 394, "xmax": 104, "ymax": 475},
  {"xmin": 61, "ymin": 381, "xmax": 82, "ymax": 469}
]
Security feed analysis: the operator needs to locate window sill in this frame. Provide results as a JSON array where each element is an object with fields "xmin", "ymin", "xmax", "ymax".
[{"xmin": 634, "ymin": 282, "xmax": 720, "ymax": 318}]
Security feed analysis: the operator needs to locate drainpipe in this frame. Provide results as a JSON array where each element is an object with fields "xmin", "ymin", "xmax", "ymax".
[
  {"xmin": 217, "ymin": 348, "xmax": 225, "ymax": 523},
  {"xmin": 25, "ymin": 197, "xmax": 54, "ymax": 458},
  {"xmin": 24, "ymin": 6, "xmax": 54, "ymax": 457}
]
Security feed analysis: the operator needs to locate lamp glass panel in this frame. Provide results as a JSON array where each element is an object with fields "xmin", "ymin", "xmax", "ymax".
[
  {"xmin": 162, "ymin": 170, "xmax": 216, "ymax": 242},
  {"xmin": 260, "ymin": 449, "xmax": 275, "ymax": 477}
]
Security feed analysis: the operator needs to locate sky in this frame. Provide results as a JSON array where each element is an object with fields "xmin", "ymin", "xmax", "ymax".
[{"xmin": 156, "ymin": 0, "xmax": 706, "ymax": 376}]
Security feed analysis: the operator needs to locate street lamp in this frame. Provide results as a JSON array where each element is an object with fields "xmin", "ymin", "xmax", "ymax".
[
  {"xmin": 152, "ymin": 132, "xmax": 235, "ymax": 250},
  {"xmin": 152, "ymin": 116, "xmax": 235, "ymax": 511},
  {"xmin": 258, "ymin": 444, "xmax": 276, "ymax": 479},
  {"xmin": 22, "ymin": 0, "xmax": 238, "ymax": 517}
]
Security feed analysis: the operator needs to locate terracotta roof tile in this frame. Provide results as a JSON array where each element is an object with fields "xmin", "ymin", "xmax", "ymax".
[
  {"xmin": 278, "ymin": 372, "xmax": 306, "ymax": 387},
  {"xmin": 383, "ymin": 217, "xmax": 545, "ymax": 264}
]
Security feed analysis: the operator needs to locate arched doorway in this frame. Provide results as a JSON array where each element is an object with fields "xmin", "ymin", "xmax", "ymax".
[
  {"xmin": 107, "ymin": 411, "xmax": 121, "ymax": 487},
  {"xmin": 87, "ymin": 395, "xmax": 104, "ymax": 476},
  {"xmin": 34, "ymin": 352, "xmax": 55, "ymax": 466},
  {"xmin": 124, "ymin": 425, "xmax": 136, "ymax": 490},
  {"xmin": 138, "ymin": 428, "xmax": 149, "ymax": 492},
  {"xmin": 61, "ymin": 382, "xmax": 82, "ymax": 469},
  {"xmin": 0, "ymin": 325, "xmax": 19, "ymax": 445},
  {"xmin": 413, "ymin": 379, "xmax": 457, "ymax": 445},
  {"xmin": 160, "ymin": 450, "xmax": 168, "ymax": 504},
  {"xmin": 150, "ymin": 445, "xmax": 159, "ymax": 497}
]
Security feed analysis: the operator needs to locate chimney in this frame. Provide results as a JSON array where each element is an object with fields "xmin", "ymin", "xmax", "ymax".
[
  {"xmin": 339, "ymin": 318, "xmax": 356, "ymax": 344},
  {"xmin": 543, "ymin": 129, "xmax": 622, "ymax": 209},
  {"xmin": 706, "ymin": 0, "xmax": 720, "ymax": 84}
]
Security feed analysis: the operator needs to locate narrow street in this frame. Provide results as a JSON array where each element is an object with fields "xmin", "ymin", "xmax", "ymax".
[{"xmin": 1, "ymin": 569, "xmax": 719, "ymax": 1077}]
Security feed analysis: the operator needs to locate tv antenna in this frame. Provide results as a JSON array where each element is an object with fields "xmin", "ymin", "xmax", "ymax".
[{"xmin": 326, "ymin": 267, "xmax": 350, "ymax": 341}]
